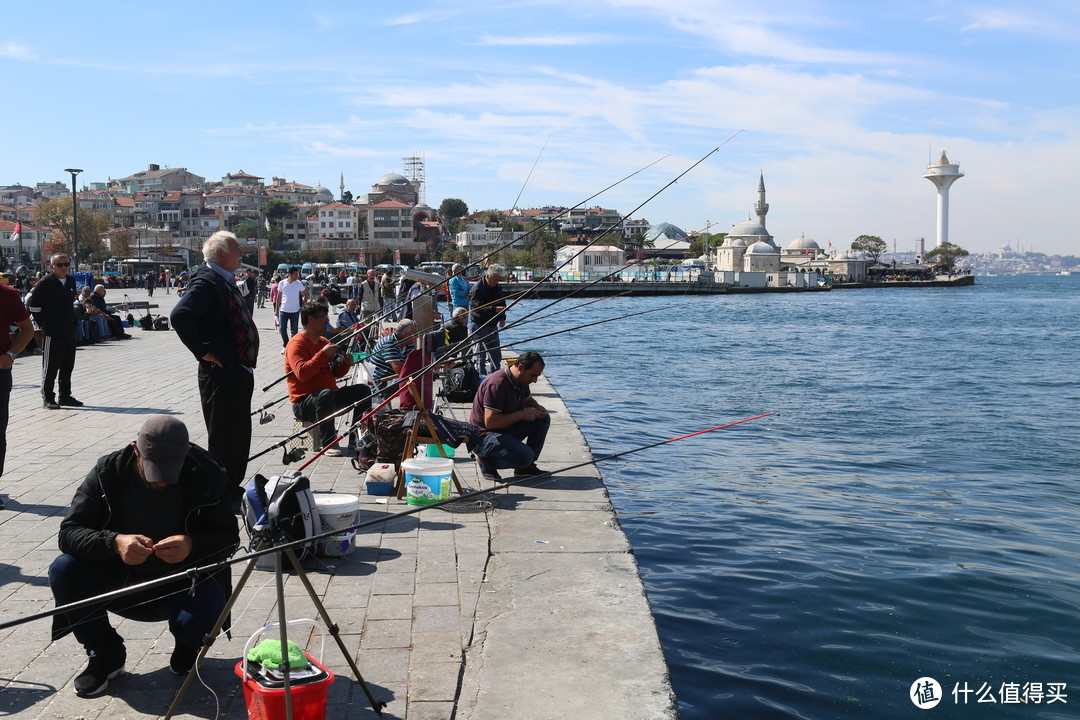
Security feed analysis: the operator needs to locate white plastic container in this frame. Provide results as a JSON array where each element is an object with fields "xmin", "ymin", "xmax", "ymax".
[
  {"xmin": 312, "ymin": 493, "xmax": 359, "ymax": 557},
  {"xmin": 402, "ymin": 458, "xmax": 453, "ymax": 507}
]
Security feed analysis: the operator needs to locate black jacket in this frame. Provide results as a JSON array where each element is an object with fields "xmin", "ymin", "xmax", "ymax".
[
  {"xmin": 28, "ymin": 274, "xmax": 76, "ymax": 337},
  {"xmin": 52, "ymin": 443, "xmax": 239, "ymax": 640},
  {"xmin": 171, "ymin": 263, "xmax": 257, "ymax": 369}
]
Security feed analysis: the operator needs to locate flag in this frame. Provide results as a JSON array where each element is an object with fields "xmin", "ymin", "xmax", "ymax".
[{"xmin": 10, "ymin": 221, "xmax": 20, "ymax": 244}]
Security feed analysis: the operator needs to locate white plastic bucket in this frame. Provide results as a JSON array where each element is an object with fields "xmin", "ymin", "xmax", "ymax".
[
  {"xmin": 313, "ymin": 493, "xmax": 359, "ymax": 557},
  {"xmin": 402, "ymin": 458, "xmax": 453, "ymax": 507}
]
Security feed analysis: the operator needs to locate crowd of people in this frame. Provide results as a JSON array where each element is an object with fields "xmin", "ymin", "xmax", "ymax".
[{"xmin": 0, "ymin": 232, "xmax": 554, "ymax": 700}]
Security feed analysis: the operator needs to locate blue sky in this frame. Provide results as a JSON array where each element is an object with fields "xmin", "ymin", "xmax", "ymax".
[{"xmin": 3, "ymin": 1, "xmax": 1077, "ymax": 256}]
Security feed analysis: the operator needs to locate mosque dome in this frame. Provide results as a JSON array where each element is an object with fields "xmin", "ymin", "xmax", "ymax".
[
  {"xmin": 786, "ymin": 235, "xmax": 820, "ymax": 251},
  {"xmin": 720, "ymin": 236, "xmax": 747, "ymax": 248},
  {"xmin": 313, "ymin": 185, "xmax": 333, "ymax": 202},
  {"xmin": 376, "ymin": 172, "xmax": 411, "ymax": 187},
  {"xmin": 729, "ymin": 217, "xmax": 770, "ymax": 238},
  {"xmin": 746, "ymin": 240, "xmax": 779, "ymax": 255},
  {"xmin": 645, "ymin": 222, "xmax": 687, "ymax": 242}
]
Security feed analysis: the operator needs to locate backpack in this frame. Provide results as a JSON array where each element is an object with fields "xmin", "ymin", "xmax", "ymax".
[
  {"xmin": 443, "ymin": 361, "xmax": 480, "ymax": 403},
  {"xmin": 153, "ymin": 315, "xmax": 170, "ymax": 331},
  {"xmin": 242, "ymin": 472, "xmax": 320, "ymax": 558}
]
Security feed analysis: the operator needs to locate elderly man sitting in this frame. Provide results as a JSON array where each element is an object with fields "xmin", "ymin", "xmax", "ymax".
[
  {"xmin": 366, "ymin": 319, "xmax": 418, "ymax": 397},
  {"xmin": 88, "ymin": 285, "xmax": 131, "ymax": 339},
  {"xmin": 285, "ymin": 302, "xmax": 372, "ymax": 456}
]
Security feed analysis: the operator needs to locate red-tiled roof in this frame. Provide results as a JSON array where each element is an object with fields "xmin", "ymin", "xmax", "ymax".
[{"xmin": 371, "ymin": 200, "xmax": 410, "ymax": 209}]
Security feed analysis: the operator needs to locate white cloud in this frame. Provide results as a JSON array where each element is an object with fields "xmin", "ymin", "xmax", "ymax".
[
  {"xmin": 1, "ymin": 42, "xmax": 37, "ymax": 61},
  {"xmin": 473, "ymin": 33, "xmax": 612, "ymax": 46}
]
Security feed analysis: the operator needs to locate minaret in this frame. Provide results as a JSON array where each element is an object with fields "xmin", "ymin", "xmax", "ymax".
[
  {"xmin": 753, "ymin": 171, "xmax": 769, "ymax": 230},
  {"xmin": 339, "ymin": 172, "xmax": 345, "ymax": 202},
  {"xmin": 923, "ymin": 149, "xmax": 963, "ymax": 248}
]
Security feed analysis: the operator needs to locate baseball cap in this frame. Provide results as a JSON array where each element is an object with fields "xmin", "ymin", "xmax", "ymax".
[{"xmin": 136, "ymin": 415, "xmax": 190, "ymax": 485}]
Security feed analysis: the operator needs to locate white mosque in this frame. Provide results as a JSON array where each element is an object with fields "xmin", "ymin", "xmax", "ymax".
[{"xmin": 712, "ymin": 174, "xmax": 861, "ymax": 286}]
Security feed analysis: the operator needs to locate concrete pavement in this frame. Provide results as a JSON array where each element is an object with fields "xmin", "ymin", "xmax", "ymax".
[{"xmin": 0, "ymin": 286, "xmax": 676, "ymax": 719}]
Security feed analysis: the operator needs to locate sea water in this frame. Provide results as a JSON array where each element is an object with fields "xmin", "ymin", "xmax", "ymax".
[{"xmin": 514, "ymin": 275, "xmax": 1079, "ymax": 719}]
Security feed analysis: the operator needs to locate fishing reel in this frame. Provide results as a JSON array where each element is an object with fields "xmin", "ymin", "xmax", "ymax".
[
  {"xmin": 282, "ymin": 447, "xmax": 306, "ymax": 465},
  {"xmin": 259, "ymin": 410, "xmax": 276, "ymax": 425}
]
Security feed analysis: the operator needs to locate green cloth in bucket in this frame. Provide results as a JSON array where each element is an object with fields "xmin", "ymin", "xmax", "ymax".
[{"xmin": 247, "ymin": 639, "xmax": 310, "ymax": 671}]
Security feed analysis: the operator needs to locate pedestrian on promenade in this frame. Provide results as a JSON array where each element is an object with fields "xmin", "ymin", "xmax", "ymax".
[
  {"xmin": 449, "ymin": 263, "xmax": 470, "ymax": 310},
  {"xmin": 277, "ymin": 267, "xmax": 307, "ymax": 349},
  {"xmin": 469, "ymin": 267, "xmax": 507, "ymax": 374},
  {"xmin": 170, "ymin": 231, "xmax": 259, "ymax": 497},
  {"xmin": 28, "ymin": 253, "xmax": 82, "ymax": 409},
  {"xmin": 48, "ymin": 415, "xmax": 238, "ymax": 698},
  {"xmin": 286, "ymin": 302, "xmax": 371, "ymax": 456},
  {"xmin": 0, "ymin": 281, "xmax": 35, "ymax": 508},
  {"xmin": 470, "ymin": 351, "xmax": 549, "ymax": 481}
]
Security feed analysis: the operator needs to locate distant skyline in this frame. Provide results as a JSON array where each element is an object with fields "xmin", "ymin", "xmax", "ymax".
[{"xmin": 3, "ymin": 1, "xmax": 1077, "ymax": 256}]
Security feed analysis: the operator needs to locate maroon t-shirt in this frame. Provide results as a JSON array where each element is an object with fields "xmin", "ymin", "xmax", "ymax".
[
  {"xmin": 0, "ymin": 283, "xmax": 29, "ymax": 354},
  {"xmin": 469, "ymin": 368, "xmax": 530, "ymax": 429}
]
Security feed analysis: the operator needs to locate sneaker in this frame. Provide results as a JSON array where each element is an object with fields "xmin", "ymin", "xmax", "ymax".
[
  {"xmin": 58, "ymin": 396, "xmax": 84, "ymax": 407},
  {"xmin": 169, "ymin": 643, "xmax": 200, "ymax": 676},
  {"xmin": 0, "ymin": 496, "xmax": 6, "ymax": 510},
  {"xmin": 43, "ymin": 398, "xmax": 60, "ymax": 410},
  {"xmin": 476, "ymin": 460, "xmax": 501, "ymax": 482},
  {"xmin": 73, "ymin": 650, "xmax": 125, "ymax": 698},
  {"xmin": 514, "ymin": 464, "xmax": 544, "ymax": 477}
]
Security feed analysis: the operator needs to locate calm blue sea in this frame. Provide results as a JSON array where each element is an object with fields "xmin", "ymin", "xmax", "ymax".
[{"xmin": 512, "ymin": 275, "xmax": 1080, "ymax": 719}]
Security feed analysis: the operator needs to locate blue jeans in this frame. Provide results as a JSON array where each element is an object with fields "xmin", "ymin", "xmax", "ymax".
[
  {"xmin": 474, "ymin": 414, "xmax": 550, "ymax": 471},
  {"xmin": 470, "ymin": 323, "xmax": 502, "ymax": 374},
  {"xmin": 49, "ymin": 554, "xmax": 226, "ymax": 653},
  {"xmin": 279, "ymin": 310, "xmax": 299, "ymax": 346}
]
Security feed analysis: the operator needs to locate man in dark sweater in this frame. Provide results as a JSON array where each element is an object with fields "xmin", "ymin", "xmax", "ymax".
[
  {"xmin": 171, "ymin": 231, "xmax": 259, "ymax": 496},
  {"xmin": 28, "ymin": 253, "xmax": 81, "ymax": 409},
  {"xmin": 48, "ymin": 416, "xmax": 238, "ymax": 698}
]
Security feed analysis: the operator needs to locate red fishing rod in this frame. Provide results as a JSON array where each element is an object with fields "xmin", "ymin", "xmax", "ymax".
[{"xmin": 0, "ymin": 412, "xmax": 773, "ymax": 633}]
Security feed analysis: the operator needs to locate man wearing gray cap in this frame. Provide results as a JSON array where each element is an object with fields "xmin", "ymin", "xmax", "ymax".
[{"xmin": 48, "ymin": 416, "xmax": 238, "ymax": 698}]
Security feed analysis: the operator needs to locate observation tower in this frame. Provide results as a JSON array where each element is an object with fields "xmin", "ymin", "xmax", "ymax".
[{"xmin": 923, "ymin": 150, "xmax": 964, "ymax": 248}]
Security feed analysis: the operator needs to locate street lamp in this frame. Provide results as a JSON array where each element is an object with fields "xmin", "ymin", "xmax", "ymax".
[{"xmin": 64, "ymin": 168, "xmax": 83, "ymax": 271}]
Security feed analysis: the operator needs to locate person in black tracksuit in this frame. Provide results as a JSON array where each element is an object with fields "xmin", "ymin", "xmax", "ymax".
[
  {"xmin": 28, "ymin": 253, "xmax": 81, "ymax": 409},
  {"xmin": 48, "ymin": 416, "xmax": 238, "ymax": 697}
]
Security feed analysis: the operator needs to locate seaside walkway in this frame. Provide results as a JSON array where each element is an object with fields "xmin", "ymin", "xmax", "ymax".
[{"xmin": 0, "ymin": 289, "xmax": 675, "ymax": 719}]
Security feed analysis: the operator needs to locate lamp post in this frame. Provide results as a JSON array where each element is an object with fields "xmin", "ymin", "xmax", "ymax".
[{"xmin": 64, "ymin": 168, "xmax": 83, "ymax": 271}]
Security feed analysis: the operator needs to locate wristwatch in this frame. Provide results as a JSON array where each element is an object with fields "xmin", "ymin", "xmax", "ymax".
[{"xmin": 5, "ymin": 351, "xmax": 15, "ymax": 361}]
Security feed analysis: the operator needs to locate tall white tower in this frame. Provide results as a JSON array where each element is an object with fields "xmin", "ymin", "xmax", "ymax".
[
  {"xmin": 753, "ymin": 171, "xmax": 769, "ymax": 230},
  {"xmin": 923, "ymin": 149, "xmax": 963, "ymax": 248}
]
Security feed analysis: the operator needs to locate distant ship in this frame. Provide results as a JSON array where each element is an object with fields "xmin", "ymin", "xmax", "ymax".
[{"xmin": 1058, "ymin": 270, "xmax": 1073, "ymax": 276}]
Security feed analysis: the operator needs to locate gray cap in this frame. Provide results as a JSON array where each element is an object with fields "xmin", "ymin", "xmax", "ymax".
[{"xmin": 136, "ymin": 415, "xmax": 190, "ymax": 485}]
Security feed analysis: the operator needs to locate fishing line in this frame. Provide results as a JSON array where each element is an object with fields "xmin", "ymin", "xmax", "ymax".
[{"xmin": 2, "ymin": 413, "xmax": 772, "ymax": 633}]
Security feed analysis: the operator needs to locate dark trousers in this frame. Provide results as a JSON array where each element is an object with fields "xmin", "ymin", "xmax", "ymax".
[
  {"xmin": 197, "ymin": 362, "xmax": 254, "ymax": 487},
  {"xmin": 470, "ymin": 323, "xmax": 502, "ymax": 375},
  {"xmin": 293, "ymin": 385, "xmax": 372, "ymax": 448},
  {"xmin": 0, "ymin": 369, "xmax": 10, "ymax": 477},
  {"xmin": 41, "ymin": 332, "xmax": 76, "ymax": 400},
  {"xmin": 474, "ymin": 414, "xmax": 551, "ymax": 470},
  {"xmin": 49, "ymin": 553, "xmax": 226, "ymax": 654}
]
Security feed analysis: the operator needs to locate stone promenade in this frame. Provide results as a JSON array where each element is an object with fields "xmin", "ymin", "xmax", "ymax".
[{"xmin": 0, "ymin": 287, "xmax": 675, "ymax": 719}]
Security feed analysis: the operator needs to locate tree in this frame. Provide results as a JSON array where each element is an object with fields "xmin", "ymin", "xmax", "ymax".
[
  {"xmin": 33, "ymin": 197, "xmax": 110, "ymax": 264},
  {"xmin": 924, "ymin": 241, "xmax": 970, "ymax": 270},
  {"xmin": 851, "ymin": 235, "xmax": 887, "ymax": 263},
  {"xmin": 341, "ymin": 190, "xmax": 353, "ymax": 205},
  {"xmin": 438, "ymin": 198, "xmax": 469, "ymax": 234},
  {"xmin": 263, "ymin": 199, "xmax": 298, "ymax": 226},
  {"xmin": 111, "ymin": 228, "xmax": 134, "ymax": 258}
]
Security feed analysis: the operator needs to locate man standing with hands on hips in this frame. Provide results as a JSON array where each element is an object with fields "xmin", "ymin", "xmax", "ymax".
[{"xmin": 171, "ymin": 231, "xmax": 259, "ymax": 501}]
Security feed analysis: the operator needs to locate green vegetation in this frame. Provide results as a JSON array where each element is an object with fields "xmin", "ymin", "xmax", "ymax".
[
  {"xmin": 924, "ymin": 241, "xmax": 970, "ymax": 269},
  {"xmin": 851, "ymin": 234, "xmax": 887, "ymax": 262}
]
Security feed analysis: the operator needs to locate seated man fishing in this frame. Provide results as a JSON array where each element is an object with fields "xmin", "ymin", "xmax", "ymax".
[
  {"xmin": 286, "ymin": 301, "xmax": 372, "ymax": 457},
  {"xmin": 469, "ymin": 351, "xmax": 550, "ymax": 481},
  {"xmin": 366, "ymin": 319, "xmax": 418, "ymax": 397},
  {"xmin": 49, "ymin": 416, "xmax": 238, "ymax": 698}
]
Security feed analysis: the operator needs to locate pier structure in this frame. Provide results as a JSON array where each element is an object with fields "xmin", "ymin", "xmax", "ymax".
[{"xmin": 923, "ymin": 150, "xmax": 964, "ymax": 248}]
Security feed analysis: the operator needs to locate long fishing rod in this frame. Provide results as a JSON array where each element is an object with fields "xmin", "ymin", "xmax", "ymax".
[{"xmin": 2, "ymin": 413, "xmax": 773, "ymax": 633}]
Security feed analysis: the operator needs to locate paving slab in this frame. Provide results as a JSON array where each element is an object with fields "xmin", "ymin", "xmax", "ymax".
[{"xmin": 0, "ymin": 286, "xmax": 675, "ymax": 718}]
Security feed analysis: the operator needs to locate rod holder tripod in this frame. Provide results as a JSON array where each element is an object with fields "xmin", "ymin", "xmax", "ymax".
[{"xmin": 163, "ymin": 538, "xmax": 385, "ymax": 718}]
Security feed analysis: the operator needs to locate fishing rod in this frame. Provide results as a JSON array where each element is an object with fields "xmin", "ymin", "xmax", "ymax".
[{"xmin": 1, "ymin": 413, "xmax": 773, "ymax": 633}]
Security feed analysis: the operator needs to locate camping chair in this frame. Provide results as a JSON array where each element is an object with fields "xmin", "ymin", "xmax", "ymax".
[{"xmin": 395, "ymin": 382, "xmax": 467, "ymax": 500}]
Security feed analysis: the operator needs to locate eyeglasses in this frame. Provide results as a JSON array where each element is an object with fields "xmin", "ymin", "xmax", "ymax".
[{"xmin": 53, "ymin": 262, "xmax": 70, "ymax": 267}]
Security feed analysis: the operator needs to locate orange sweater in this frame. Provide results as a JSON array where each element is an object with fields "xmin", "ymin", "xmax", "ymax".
[{"xmin": 284, "ymin": 333, "xmax": 350, "ymax": 403}]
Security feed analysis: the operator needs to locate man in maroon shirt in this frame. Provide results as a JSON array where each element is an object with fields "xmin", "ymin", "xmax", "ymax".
[
  {"xmin": 469, "ymin": 351, "xmax": 549, "ymax": 481},
  {"xmin": 0, "ymin": 281, "xmax": 35, "ymax": 508}
]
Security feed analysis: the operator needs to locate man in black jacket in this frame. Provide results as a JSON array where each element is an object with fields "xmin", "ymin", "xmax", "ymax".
[
  {"xmin": 28, "ymin": 253, "xmax": 81, "ymax": 409},
  {"xmin": 171, "ymin": 231, "xmax": 259, "ymax": 495},
  {"xmin": 48, "ymin": 416, "xmax": 239, "ymax": 698}
]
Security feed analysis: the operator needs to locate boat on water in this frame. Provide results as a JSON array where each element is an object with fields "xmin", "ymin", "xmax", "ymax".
[{"xmin": 1058, "ymin": 270, "xmax": 1073, "ymax": 276}]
